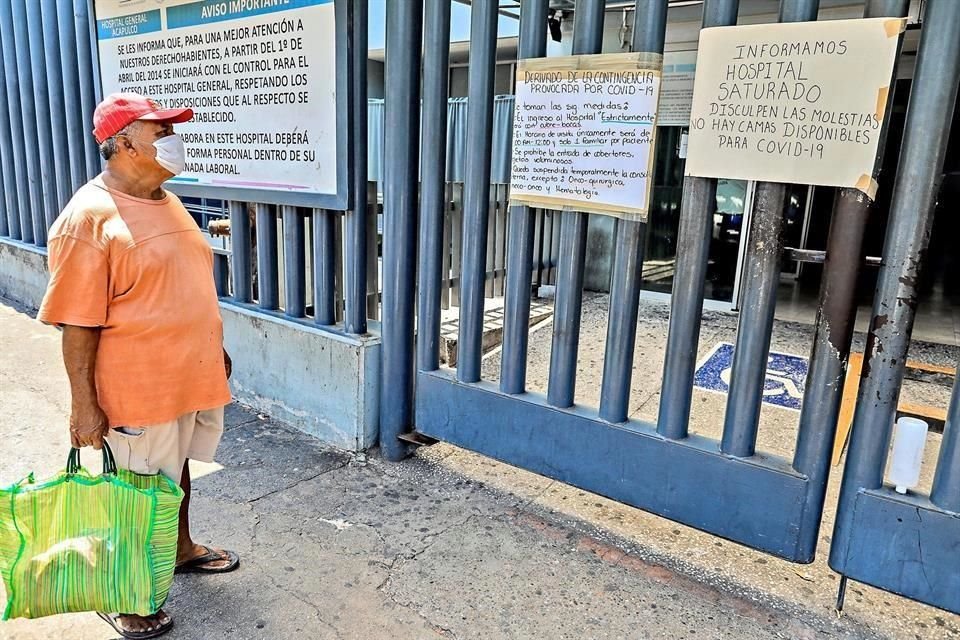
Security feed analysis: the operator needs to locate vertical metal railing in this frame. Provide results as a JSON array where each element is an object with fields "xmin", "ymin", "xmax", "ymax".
[
  {"xmin": 456, "ymin": 0, "xmax": 499, "ymax": 384},
  {"xmin": 344, "ymin": 0, "xmax": 368, "ymax": 335},
  {"xmin": 931, "ymin": 370, "xmax": 960, "ymax": 513},
  {"xmin": 657, "ymin": 0, "xmax": 740, "ymax": 438},
  {"xmin": 9, "ymin": 0, "xmax": 42, "ymax": 245},
  {"xmin": 545, "ymin": 0, "xmax": 605, "ymax": 409},
  {"xmin": 832, "ymin": 0, "xmax": 960, "ymax": 564},
  {"xmin": 313, "ymin": 209, "xmax": 337, "ymax": 326},
  {"xmin": 379, "ymin": 0, "xmax": 424, "ymax": 460},
  {"xmin": 499, "ymin": 0, "xmax": 548, "ymax": 395},
  {"xmin": 598, "ymin": 1, "xmax": 669, "ymax": 423},
  {"xmin": 73, "ymin": 0, "xmax": 100, "ymax": 179},
  {"xmin": 417, "ymin": 0, "xmax": 453, "ymax": 373},
  {"xmin": 282, "ymin": 206, "xmax": 307, "ymax": 319},
  {"xmin": 256, "ymin": 204, "xmax": 280, "ymax": 311},
  {"xmin": 0, "ymin": 14, "xmax": 18, "ymax": 241},
  {"xmin": 0, "ymin": 0, "xmax": 102, "ymax": 244},
  {"xmin": 228, "ymin": 202, "xmax": 253, "ymax": 304},
  {"xmin": 25, "ymin": 0, "xmax": 58, "ymax": 233},
  {"xmin": 40, "ymin": 0, "xmax": 73, "ymax": 213},
  {"xmin": 56, "ymin": 0, "xmax": 88, "ymax": 193}
]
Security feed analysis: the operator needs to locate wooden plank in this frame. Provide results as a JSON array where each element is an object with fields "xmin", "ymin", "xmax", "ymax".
[
  {"xmin": 898, "ymin": 402, "xmax": 949, "ymax": 424},
  {"xmin": 832, "ymin": 352, "xmax": 956, "ymax": 466},
  {"xmin": 833, "ymin": 353, "xmax": 863, "ymax": 467}
]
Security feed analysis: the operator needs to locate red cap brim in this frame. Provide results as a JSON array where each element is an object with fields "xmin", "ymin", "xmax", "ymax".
[{"xmin": 138, "ymin": 107, "xmax": 194, "ymax": 124}]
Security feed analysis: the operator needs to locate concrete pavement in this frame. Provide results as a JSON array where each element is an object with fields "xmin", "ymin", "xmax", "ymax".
[{"xmin": 0, "ymin": 296, "xmax": 956, "ymax": 639}]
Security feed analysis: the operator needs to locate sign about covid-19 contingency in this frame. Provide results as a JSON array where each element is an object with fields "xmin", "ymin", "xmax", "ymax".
[{"xmin": 94, "ymin": 0, "xmax": 347, "ymax": 208}]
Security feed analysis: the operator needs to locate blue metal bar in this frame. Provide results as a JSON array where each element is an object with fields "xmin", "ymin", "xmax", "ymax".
[
  {"xmin": 777, "ymin": 0, "xmax": 819, "ymax": 21},
  {"xmin": 720, "ymin": 182, "xmax": 786, "ymax": 457},
  {"xmin": 416, "ymin": 0, "xmax": 453, "ymax": 372},
  {"xmin": 657, "ymin": 0, "xmax": 741, "ymax": 440},
  {"xmin": 0, "ymin": 1, "xmax": 28, "ymax": 242},
  {"xmin": 26, "ymin": 0, "xmax": 59, "ymax": 232},
  {"xmin": 344, "ymin": 0, "xmax": 368, "ymax": 335},
  {"xmin": 456, "ymin": 0, "xmax": 499, "ymax": 384},
  {"xmin": 0, "ymin": 21, "xmax": 18, "ymax": 239},
  {"xmin": 932, "ymin": 366, "xmax": 960, "ymax": 513},
  {"xmin": 213, "ymin": 252, "xmax": 230, "ymax": 297},
  {"xmin": 228, "ymin": 201, "xmax": 253, "ymax": 304},
  {"xmin": 256, "ymin": 204, "xmax": 280, "ymax": 310},
  {"xmin": 282, "ymin": 206, "xmax": 307, "ymax": 318},
  {"xmin": 313, "ymin": 209, "xmax": 336, "ymax": 326},
  {"xmin": 831, "ymin": 0, "xmax": 960, "ymax": 570},
  {"xmin": 546, "ymin": 0, "xmax": 606, "ymax": 408},
  {"xmin": 379, "ymin": 0, "xmax": 423, "ymax": 460},
  {"xmin": 792, "ymin": 0, "xmax": 909, "ymax": 559},
  {"xmin": 598, "ymin": 0, "xmax": 668, "ymax": 423},
  {"xmin": 74, "ymin": 0, "xmax": 100, "ymax": 179},
  {"xmin": 721, "ymin": 0, "xmax": 819, "ymax": 458},
  {"xmin": 57, "ymin": 0, "xmax": 87, "ymax": 192},
  {"xmin": 499, "ymin": 0, "xmax": 549, "ymax": 395},
  {"xmin": 9, "ymin": 0, "xmax": 43, "ymax": 245},
  {"xmin": 418, "ymin": 369, "xmax": 813, "ymax": 562},
  {"xmin": 40, "ymin": 0, "xmax": 73, "ymax": 211}
]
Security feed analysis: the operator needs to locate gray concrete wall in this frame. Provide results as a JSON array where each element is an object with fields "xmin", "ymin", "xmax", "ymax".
[
  {"xmin": 222, "ymin": 306, "xmax": 380, "ymax": 451},
  {"xmin": 0, "ymin": 237, "xmax": 380, "ymax": 451},
  {"xmin": 0, "ymin": 239, "xmax": 48, "ymax": 310}
]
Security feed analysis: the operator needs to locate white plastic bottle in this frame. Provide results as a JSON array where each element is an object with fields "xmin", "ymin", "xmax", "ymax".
[{"xmin": 889, "ymin": 417, "xmax": 929, "ymax": 495}]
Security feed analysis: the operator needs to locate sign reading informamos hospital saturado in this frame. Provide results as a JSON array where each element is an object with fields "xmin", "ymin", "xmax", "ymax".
[
  {"xmin": 684, "ymin": 17, "xmax": 905, "ymax": 195},
  {"xmin": 510, "ymin": 53, "xmax": 662, "ymax": 221},
  {"xmin": 94, "ymin": 0, "xmax": 344, "ymax": 207}
]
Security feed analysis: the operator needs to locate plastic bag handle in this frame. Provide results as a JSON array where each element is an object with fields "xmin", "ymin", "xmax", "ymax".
[{"xmin": 66, "ymin": 442, "xmax": 118, "ymax": 476}]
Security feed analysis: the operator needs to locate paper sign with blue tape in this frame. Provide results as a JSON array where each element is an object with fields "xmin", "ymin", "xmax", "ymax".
[{"xmin": 693, "ymin": 343, "xmax": 808, "ymax": 411}]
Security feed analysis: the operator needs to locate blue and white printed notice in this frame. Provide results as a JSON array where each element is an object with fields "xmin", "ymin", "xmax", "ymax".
[
  {"xmin": 693, "ymin": 342, "xmax": 808, "ymax": 411},
  {"xmin": 94, "ymin": 0, "xmax": 338, "ymax": 198}
]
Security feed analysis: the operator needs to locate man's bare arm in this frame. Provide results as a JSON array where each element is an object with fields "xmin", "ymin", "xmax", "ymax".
[{"xmin": 62, "ymin": 325, "xmax": 109, "ymax": 449}]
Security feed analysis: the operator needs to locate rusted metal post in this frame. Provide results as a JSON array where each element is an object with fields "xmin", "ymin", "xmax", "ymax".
[{"xmin": 793, "ymin": 0, "xmax": 910, "ymax": 559}]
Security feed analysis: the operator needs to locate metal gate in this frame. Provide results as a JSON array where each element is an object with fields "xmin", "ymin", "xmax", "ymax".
[
  {"xmin": 378, "ymin": 0, "xmax": 960, "ymax": 615},
  {"xmin": 829, "ymin": 0, "xmax": 960, "ymax": 614}
]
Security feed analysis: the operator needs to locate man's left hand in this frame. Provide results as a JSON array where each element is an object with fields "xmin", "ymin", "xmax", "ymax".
[{"xmin": 223, "ymin": 348, "xmax": 232, "ymax": 379}]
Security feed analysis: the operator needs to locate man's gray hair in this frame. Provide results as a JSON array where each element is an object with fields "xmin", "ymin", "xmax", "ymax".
[{"xmin": 99, "ymin": 121, "xmax": 143, "ymax": 161}]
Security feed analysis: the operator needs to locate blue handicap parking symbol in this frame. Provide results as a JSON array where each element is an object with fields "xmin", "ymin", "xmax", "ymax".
[{"xmin": 693, "ymin": 343, "xmax": 808, "ymax": 411}]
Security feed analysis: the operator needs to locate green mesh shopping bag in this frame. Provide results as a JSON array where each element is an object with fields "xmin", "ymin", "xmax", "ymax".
[{"xmin": 0, "ymin": 444, "xmax": 184, "ymax": 619}]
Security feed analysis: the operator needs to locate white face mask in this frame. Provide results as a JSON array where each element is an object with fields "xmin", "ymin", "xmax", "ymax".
[{"xmin": 152, "ymin": 134, "xmax": 186, "ymax": 176}]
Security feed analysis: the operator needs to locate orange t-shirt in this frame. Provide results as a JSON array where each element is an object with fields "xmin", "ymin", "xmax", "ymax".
[{"xmin": 38, "ymin": 176, "xmax": 232, "ymax": 427}]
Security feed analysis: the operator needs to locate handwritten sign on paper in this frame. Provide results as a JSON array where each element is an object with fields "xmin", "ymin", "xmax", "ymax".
[
  {"xmin": 684, "ymin": 17, "xmax": 904, "ymax": 194},
  {"xmin": 510, "ymin": 53, "xmax": 662, "ymax": 221}
]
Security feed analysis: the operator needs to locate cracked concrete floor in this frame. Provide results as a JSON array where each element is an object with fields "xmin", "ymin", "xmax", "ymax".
[{"xmin": 1, "ymin": 296, "xmax": 957, "ymax": 639}]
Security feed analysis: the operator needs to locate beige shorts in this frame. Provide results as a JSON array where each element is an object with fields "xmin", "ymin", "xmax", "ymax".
[{"xmin": 105, "ymin": 407, "xmax": 225, "ymax": 482}]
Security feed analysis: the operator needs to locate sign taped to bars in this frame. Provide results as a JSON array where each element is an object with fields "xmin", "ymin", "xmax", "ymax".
[
  {"xmin": 509, "ymin": 53, "xmax": 662, "ymax": 221},
  {"xmin": 93, "ymin": 0, "xmax": 347, "ymax": 208},
  {"xmin": 684, "ymin": 17, "xmax": 905, "ymax": 193}
]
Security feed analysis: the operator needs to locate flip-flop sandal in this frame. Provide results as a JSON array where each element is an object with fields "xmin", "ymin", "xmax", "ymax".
[
  {"xmin": 175, "ymin": 545, "xmax": 240, "ymax": 574},
  {"xmin": 97, "ymin": 611, "xmax": 174, "ymax": 639}
]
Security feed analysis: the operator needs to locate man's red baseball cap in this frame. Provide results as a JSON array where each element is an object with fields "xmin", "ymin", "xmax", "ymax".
[{"xmin": 93, "ymin": 93, "xmax": 194, "ymax": 144}]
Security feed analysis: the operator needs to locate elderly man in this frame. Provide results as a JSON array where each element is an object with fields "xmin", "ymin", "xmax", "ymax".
[{"xmin": 37, "ymin": 93, "xmax": 239, "ymax": 639}]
